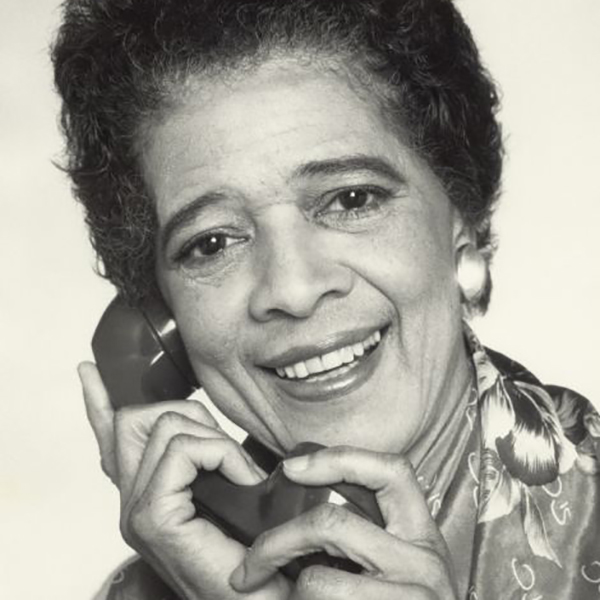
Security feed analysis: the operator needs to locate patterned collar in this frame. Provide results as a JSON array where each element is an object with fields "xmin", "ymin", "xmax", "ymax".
[{"xmin": 465, "ymin": 326, "xmax": 599, "ymax": 565}]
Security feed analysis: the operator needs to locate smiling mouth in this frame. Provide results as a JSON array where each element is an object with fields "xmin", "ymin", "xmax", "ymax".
[{"xmin": 272, "ymin": 329, "xmax": 384, "ymax": 382}]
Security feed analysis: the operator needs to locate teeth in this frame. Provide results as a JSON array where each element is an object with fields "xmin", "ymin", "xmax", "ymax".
[
  {"xmin": 275, "ymin": 329, "xmax": 383, "ymax": 380},
  {"xmin": 305, "ymin": 356, "xmax": 325, "ymax": 374},
  {"xmin": 352, "ymin": 343, "xmax": 365, "ymax": 358},
  {"xmin": 294, "ymin": 362, "xmax": 309, "ymax": 379},
  {"xmin": 322, "ymin": 350, "xmax": 343, "ymax": 371},
  {"xmin": 340, "ymin": 346, "xmax": 354, "ymax": 364}
]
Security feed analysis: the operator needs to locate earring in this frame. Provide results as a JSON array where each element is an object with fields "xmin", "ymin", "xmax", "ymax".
[{"xmin": 456, "ymin": 244, "xmax": 487, "ymax": 302}]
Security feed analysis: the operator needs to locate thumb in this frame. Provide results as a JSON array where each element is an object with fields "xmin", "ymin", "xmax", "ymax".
[{"xmin": 78, "ymin": 361, "xmax": 118, "ymax": 485}]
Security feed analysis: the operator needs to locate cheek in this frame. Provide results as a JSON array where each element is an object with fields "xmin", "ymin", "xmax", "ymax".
[
  {"xmin": 348, "ymin": 208, "xmax": 456, "ymax": 305},
  {"xmin": 163, "ymin": 275, "xmax": 248, "ymax": 373}
]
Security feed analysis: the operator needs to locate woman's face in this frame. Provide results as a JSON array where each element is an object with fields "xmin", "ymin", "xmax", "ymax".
[{"xmin": 142, "ymin": 58, "xmax": 472, "ymax": 456}]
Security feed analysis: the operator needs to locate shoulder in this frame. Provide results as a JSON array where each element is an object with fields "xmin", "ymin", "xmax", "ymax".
[
  {"xmin": 486, "ymin": 346, "xmax": 600, "ymax": 477},
  {"xmin": 545, "ymin": 383, "xmax": 600, "ymax": 475},
  {"xmin": 94, "ymin": 556, "xmax": 178, "ymax": 600},
  {"xmin": 474, "ymin": 345, "xmax": 600, "ymax": 592}
]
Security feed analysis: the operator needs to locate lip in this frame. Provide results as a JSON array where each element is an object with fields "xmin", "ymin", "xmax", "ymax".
[
  {"xmin": 260, "ymin": 325, "xmax": 384, "ymax": 370},
  {"xmin": 263, "ymin": 325, "xmax": 389, "ymax": 403}
]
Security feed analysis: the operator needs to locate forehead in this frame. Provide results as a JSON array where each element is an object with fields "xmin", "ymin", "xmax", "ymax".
[{"xmin": 140, "ymin": 59, "xmax": 410, "ymax": 210}]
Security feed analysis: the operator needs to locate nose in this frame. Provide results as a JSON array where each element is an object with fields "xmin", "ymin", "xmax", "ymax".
[{"xmin": 248, "ymin": 220, "xmax": 354, "ymax": 322}]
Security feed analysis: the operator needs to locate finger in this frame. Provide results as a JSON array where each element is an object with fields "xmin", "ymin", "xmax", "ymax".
[
  {"xmin": 229, "ymin": 503, "xmax": 449, "ymax": 594},
  {"xmin": 128, "ymin": 413, "xmax": 225, "ymax": 506},
  {"xmin": 115, "ymin": 397, "xmax": 222, "ymax": 442},
  {"xmin": 128, "ymin": 479, "xmax": 293, "ymax": 600},
  {"xmin": 130, "ymin": 413, "xmax": 265, "ymax": 504},
  {"xmin": 125, "ymin": 435, "xmax": 264, "ymax": 549},
  {"xmin": 146, "ymin": 435, "xmax": 266, "ymax": 499},
  {"xmin": 282, "ymin": 446, "xmax": 443, "ymax": 550},
  {"xmin": 290, "ymin": 566, "xmax": 435, "ymax": 600},
  {"xmin": 114, "ymin": 398, "xmax": 224, "ymax": 497},
  {"xmin": 78, "ymin": 361, "xmax": 117, "ymax": 483}
]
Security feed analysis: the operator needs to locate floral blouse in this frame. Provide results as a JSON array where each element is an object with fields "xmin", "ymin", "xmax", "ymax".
[{"xmin": 98, "ymin": 330, "xmax": 600, "ymax": 599}]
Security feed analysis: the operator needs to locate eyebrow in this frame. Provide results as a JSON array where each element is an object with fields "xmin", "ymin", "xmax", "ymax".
[
  {"xmin": 160, "ymin": 191, "xmax": 228, "ymax": 254},
  {"xmin": 159, "ymin": 155, "xmax": 405, "ymax": 253},
  {"xmin": 292, "ymin": 155, "xmax": 405, "ymax": 184}
]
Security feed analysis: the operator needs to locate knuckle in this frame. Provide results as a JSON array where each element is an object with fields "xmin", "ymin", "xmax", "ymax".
[
  {"xmin": 296, "ymin": 565, "xmax": 328, "ymax": 596},
  {"xmin": 309, "ymin": 503, "xmax": 347, "ymax": 533},
  {"xmin": 248, "ymin": 530, "xmax": 270, "ymax": 561},
  {"xmin": 324, "ymin": 444, "xmax": 356, "ymax": 462},
  {"xmin": 121, "ymin": 501, "xmax": 147, "ymax": 546},
  {"xmin": 129, "ymin": 501, "xmax": 149, "ymax": 533},
  {"xmin": 124, "ymin": 494, "xmax": 173, "ymax": 546},
  {"xmin": 154, "ymin": 410, "xmax": 183, "ymax": 435},
  {"xmin": 210, "ymin": 437, "xmax": 246, "ymax": 467},
  {"xmin": 382, "ymin": 451, "xmax": 412, "ymax": 476},
  {"xmin": 113, "ymin": 405, "xmax": 151, "ymax": 438},
  {"xmin": 166, "ymin": 432, "xmax": 191, "ymax": 455},
  {"xmin": 220, "ymin": 437, "xmax": 242, "ymax": 457},
  {"xmin": 186, "ymin": 400, "xmax": 217, "ymax": 425}
]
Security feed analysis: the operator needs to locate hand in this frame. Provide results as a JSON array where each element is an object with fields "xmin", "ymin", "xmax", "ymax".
[
  {"xmin": 78, "ymin": 361, "xmax": 291, "ymax": 600},
  {"xmin": 230, "ymin": 446, "xmax": 458, "ymax": 600}
]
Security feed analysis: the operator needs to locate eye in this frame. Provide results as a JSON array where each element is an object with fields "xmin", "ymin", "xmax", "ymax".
[
  {"xmin": 319, "ymin": 186, "xmax": 392, "ymax": 218},
  {"xmin": 193, "ymin": 232, "xmax": 228, "ymax": 256},
  {"xmin": 332, "ymin": 189, "xmax": 372, "ymax": 211},
  {"xmin": 174, "ymin": 230, "xmax": 245, "ymax": 266}
]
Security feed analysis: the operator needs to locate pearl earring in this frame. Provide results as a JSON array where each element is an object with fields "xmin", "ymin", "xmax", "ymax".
[{"xmin": 456, "ymin": 244, "xmax": 487, "ymax": 302}]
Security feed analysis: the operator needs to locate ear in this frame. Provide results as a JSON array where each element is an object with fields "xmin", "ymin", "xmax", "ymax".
[
  {"xmin": 451, "ymin": 209, "xmax": 487, "ymax": 305},
  {"xmin": 451, "ymin": 208, "xmax": 476, "ymax": 254}
]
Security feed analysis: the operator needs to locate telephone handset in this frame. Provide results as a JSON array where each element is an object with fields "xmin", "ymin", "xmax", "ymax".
[
  {"xmin": 92, "ymin": 296, "xmax": 384, "ymax": 580},
  {"xmin": 91, "ymin": 295, "xmax": 199, "ymax": 409}
]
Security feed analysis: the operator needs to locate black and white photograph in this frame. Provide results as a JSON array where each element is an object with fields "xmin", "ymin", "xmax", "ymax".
[{"xmin": 2, "ymin": 1, "xmax": 599, "ymax": 598}]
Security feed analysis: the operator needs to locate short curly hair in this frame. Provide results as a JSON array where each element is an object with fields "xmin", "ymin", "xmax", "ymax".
[{"xmin": 52, "ymin": 0, "xmax": 502, "ymax": 310}]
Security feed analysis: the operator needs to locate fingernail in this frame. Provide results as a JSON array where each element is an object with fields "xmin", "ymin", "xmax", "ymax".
[
  {"xmin": 251, "ymin": 461, "xmax": 268, "ymax": 481},
  {"xmin": 283, "ymin": 454, "xmax": 310, "ymax": 472},
  {"xmin": 229, "ymin": 563, "xmax": 246, "ymax": 590}
]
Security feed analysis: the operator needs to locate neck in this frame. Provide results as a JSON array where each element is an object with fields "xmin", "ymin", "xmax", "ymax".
[{"xmin": 407, "ymin": 337, "xmax": 473, "ymax": 475}]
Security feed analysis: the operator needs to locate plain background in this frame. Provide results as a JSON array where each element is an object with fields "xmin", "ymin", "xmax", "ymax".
[{"xmin": 1, "ymin": 1, "xmax": 598, "ymax": 598}]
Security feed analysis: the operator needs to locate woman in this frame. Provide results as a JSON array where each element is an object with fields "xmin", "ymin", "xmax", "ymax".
[{"xmin": 52, "ymin": 0, "xmax": 600, "ymax": 598}]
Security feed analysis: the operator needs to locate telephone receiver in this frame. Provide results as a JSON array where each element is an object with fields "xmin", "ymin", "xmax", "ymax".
[{"xmin": 92, "ymin": 296, "xmax": 384, "ymax": 580}]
